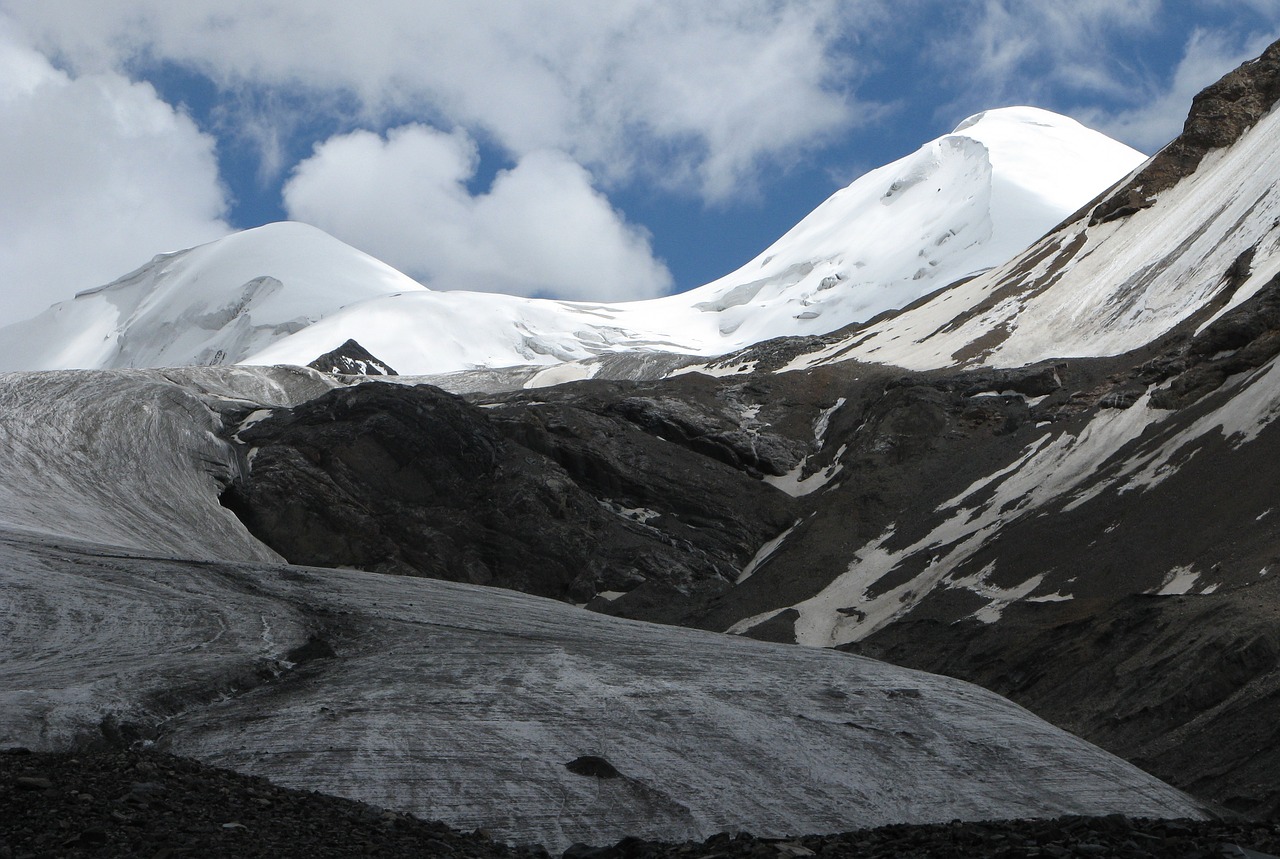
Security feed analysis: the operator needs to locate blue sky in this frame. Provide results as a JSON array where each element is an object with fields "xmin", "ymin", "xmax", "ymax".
[{"xmin": 0, "ymin": 2, "xmax": 1278, "ymax": 325}]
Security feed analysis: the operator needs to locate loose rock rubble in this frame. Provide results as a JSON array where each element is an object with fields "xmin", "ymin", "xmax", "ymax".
[
  {"xmin": 0, "ymin": 748, "xmax": 536, "ymax": 859},
  {"xmin": 564, "ymin": 818, "xmax": 1280, "ymax": 859},
  {"xmin": 4, "ymin": 748, "xmax": 1279, "ymax": 859}
]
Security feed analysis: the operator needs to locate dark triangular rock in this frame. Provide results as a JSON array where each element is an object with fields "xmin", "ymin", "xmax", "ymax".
[{"xmin": 306, "ymin": 339, "xmax": 397, "ymax": 376}]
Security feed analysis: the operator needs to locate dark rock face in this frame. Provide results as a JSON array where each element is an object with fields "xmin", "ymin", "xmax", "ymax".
[
  {"xmin": 1091, "ymin": 38, "xmax": 1280, "ymax": 225},
  {"xmin": 675, "ymin": 359, "xmax": 1079, "ymax": 636},
  {"xmin": 484, "ymin": 372, "xmax": 813, "ymax": 478},
  {"xmin": 227, "ymin": 353, "xmax": 1077, "ymax": 630},
  {"xmin": 306, "ymin": 338, "xmax": 398, "ymax": 376},
  {"xmin": 851, "ymin": 583, "xmax": 1280, "ymax": 819},
  {"xmin": 223, "ymin": 381, "xmax": 795, "ymax": 604},
  {"xmin": 800, "ymin": 278, "xmax": 1280, "ymax": 816},
  {"xmin": 1150, "ymin": 272, "xmax": 1280, "ymax": 409}
]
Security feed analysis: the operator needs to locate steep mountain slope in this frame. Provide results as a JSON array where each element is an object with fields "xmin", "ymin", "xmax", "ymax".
[
  {"xmin": 0, "ymin": 109, "xmax": 1142, "ymax": 377},
  {"xmin": 677, "ymin": 40, "xmax": 1280, "ymax": 638},
  {"xmin": 0, "ymin": 368, "xmax": 1206, "ymax": 851},
  {"xmin": 651, "ymin": 106, "xmax": 1143, "ymax": 350},
  {"xmin": 780, "ymin": 48, "xmax": 1280, "ymax": 374}
]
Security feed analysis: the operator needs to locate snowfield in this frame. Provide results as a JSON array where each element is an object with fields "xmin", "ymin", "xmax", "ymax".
[{"xmin": 0, "ymin": 224, "xmax": 426, "ymax": 372}]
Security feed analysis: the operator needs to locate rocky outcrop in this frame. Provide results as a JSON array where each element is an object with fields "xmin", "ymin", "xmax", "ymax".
[
  {"xmin": 484, "ymin": 372, "xmax": 812, "ymax": 478},
  {"xmin": 222, "ymin": 380, "xmax": 796, "ymax": 603},
  {"xmin": 1091, "ymin": 38, "xmax": 1280, "ymax": 225},
  {"xmin": 1149, "ymin": 272, "xmax": 1280, "ymax": 409},
  {"xmin": 306, "ymin": 338, "xmax": 398, "ymax": 376}
]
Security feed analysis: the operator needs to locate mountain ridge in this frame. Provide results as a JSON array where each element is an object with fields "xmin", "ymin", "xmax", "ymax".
[{"xmin": 0, "ymin": 107, "xmax": 1143, "ymax": 378}]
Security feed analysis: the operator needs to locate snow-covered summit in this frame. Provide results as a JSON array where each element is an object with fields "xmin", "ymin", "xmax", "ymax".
[
  {"xmin": 652, "ymin": 106, "xmax": 1145, "ymax": 349},
  {"xmin": 0, "ymin": 222, "xmax": 426, "ymax": 372},
  {"xmin": 782, "ymin": 95, "xmax": 1280, "ymax": 373},
  {"xmin": 0, "ymin": 108, "xmax": 1144, "ymax": 376},
  {"xmin": 243, "ymin": 107, "xmax": 1144, "ymax": 376}
]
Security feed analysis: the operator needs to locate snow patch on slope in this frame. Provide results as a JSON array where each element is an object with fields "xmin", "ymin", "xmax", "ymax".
[
  {"xmin": 1154, "ymin": 565, "xmax": 1201, "ymax": 595},
  {"xmin": 734, "ymin": 353, "xmax": 1280, "ymax": 646}
]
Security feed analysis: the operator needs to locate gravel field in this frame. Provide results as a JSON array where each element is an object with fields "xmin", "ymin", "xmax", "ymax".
[{"xmin": 3, "ymin": 749, "xmax": 1278, "ymax": 859}]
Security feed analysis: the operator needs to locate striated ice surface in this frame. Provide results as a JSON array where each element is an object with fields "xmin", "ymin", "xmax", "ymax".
[{"xmin": 0, "ymin": 532, "xmax": 1207, "ymax": 850}]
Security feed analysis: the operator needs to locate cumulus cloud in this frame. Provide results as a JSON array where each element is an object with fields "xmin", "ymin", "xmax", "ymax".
[
  {"xmin": 3, "ymin": 0, "xmax": 880, "ymax": 202},
  {"xmin": 0, "ymin": 16, "xmax": 229, "ymax": 325},
  {"xmin": 282, "ymin": 125, "xmax": 673, "ymax": 301}
]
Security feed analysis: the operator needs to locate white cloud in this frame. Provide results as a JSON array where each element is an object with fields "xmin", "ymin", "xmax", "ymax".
[
  {"xmin": 935, "ymin": 0, "xmax": 1161, "ymax": 108},
  {"xmin": 0, "ymin": 16, "xmax": 230, "ymax": 325},
  {"xmin": 282, "ymin": 125, "xmax": 673, "ymax": 301},
  {"xmin": 2, "ymin": 1, "xmax": 880, "ymax": 202},
  {"xmin": 1199, "ymin": 0, "xmax": 1280, "ymax": 15},
  {"xmin": 925, "ymin": 1, "xmax": 1280, "ymax": 154},
  {"xmin": 1084, "ymin": 28, "xmax": 1280, "ymax": 152}
]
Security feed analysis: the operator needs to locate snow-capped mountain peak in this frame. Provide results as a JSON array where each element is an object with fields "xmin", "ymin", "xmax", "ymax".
[
  {"xmin": 0, "ymin": 108, "xmax": 1144, "ymax": 378},
  {"xmin": 0, "ymin": 222, "xmax": 426, "ymax": 371},
  {"xmin": 659, "ymin": 106, "xmax": 1145, "ymax": 349},
  {"xmin": 781, "ymin": 85, "xmax": 1280, "ymax": 374}
]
